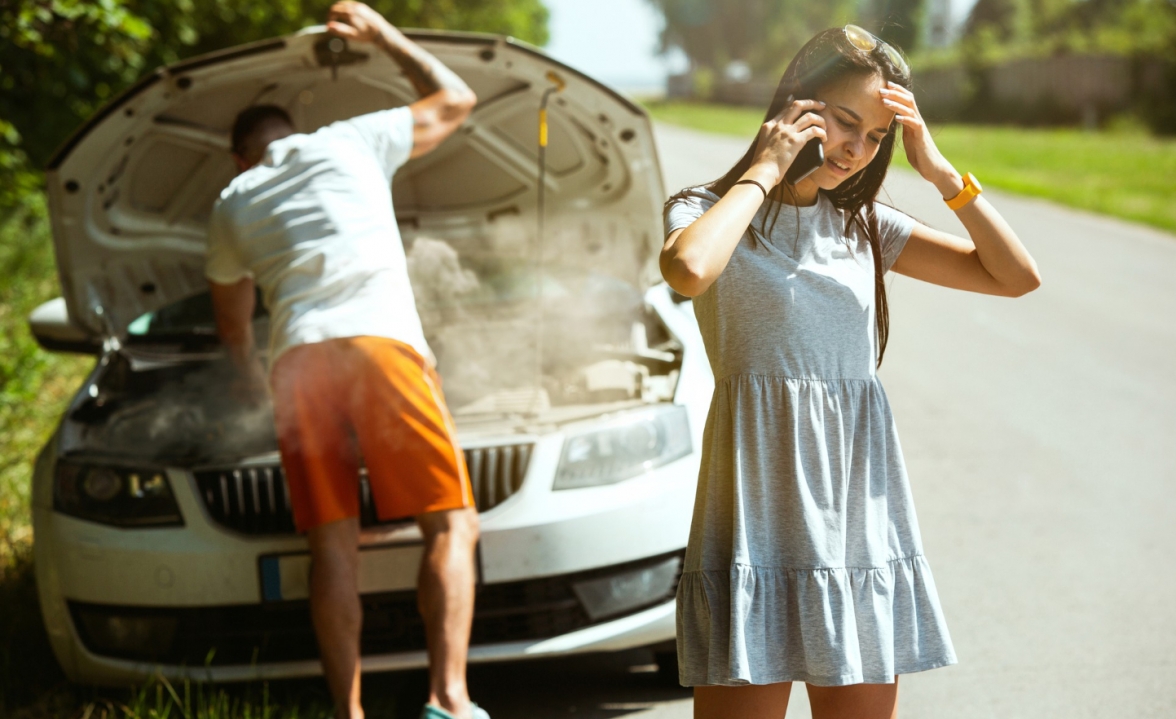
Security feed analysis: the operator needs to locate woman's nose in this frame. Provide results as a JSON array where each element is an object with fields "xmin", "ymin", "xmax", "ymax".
[{"xmin": 844, "ymin": 135, "xmax": 865, "ymax": 161}]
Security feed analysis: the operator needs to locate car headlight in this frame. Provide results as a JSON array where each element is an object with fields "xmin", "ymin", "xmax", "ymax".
[
  {"xmin": 54, "ymin": 461, "xmax": 183, "ymax": 528},
  {"xmin": 554, "ymin": 404, "xmax": 691, "ymax": 490}
]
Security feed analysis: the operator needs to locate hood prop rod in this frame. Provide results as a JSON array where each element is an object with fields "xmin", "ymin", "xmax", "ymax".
[{"xmin": 528, "ymin": 71, "xmax": 566, "ymax": 416}]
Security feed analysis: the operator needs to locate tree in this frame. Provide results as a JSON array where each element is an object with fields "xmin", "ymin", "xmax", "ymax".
[
  {"xmin": 125, "ymin": 0, "xmax": 548, "ymax": 69},
  {"xmin": 0, "ymin": 0, "xmax": 549, "ymax": 211},
  {"xmin": 862, "ymin": 0, "xmax": 925, "ymax": 53},
  {"xmin": 0, "ymin": 1, "xmax": 153, "ymax": 210},
  {"xmin": 962, "ymin": 0, "xmax": 1176, "ymax": 56},
  {"xmin": 957, "ymin": 0, "xmax": 1176, "ymax": 131},
  {"xmin": 648, "ymin": 0, "xmax": 859, "ymax": 80}
]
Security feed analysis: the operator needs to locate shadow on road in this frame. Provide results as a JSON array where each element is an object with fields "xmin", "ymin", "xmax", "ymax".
[{"xmin": 384, "ymin": 649, "xmax": 692, "ymax": 718}]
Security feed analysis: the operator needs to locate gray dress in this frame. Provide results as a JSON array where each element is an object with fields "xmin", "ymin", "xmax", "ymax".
[{"xmin": 668, "ymin": 189, "xmax": 957, "ymax": 687}]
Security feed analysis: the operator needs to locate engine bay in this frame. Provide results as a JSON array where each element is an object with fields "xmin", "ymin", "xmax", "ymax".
[{"xmin": 64, "ymin": 236, "xmax": 683, "ymax": 466}]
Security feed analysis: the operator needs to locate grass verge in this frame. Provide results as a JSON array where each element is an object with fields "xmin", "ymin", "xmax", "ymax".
[
  {"xmin": 0, "ymin": 548, "xmax": 345, "ymax": 718},
  {"xmin": 0, "ymin": 198, "xmax": 85, "ymax": 717},
  {"xmin": 644, "ymin": 100, "xmax": 1176, "ymax": 234},
  {"xmin": 0, "ymin": 197, "xmax": 93, "ymax": 568}
]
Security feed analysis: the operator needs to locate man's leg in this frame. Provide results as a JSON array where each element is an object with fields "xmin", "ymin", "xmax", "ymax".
[
  {"xmin": 272, "ymin": 343, "xmax": 365, "ymax": 719},
  {"xmin": 416, "ymin": 507, "xmax": 480, "ymax": 718},
  {"xmin": 308, "ymin": 518, "xmax": 364, "ymax": 719}
]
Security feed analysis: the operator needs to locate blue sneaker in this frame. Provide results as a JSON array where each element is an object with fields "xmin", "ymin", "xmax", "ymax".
[{"xmin": 419, "ymin": 703, "xmax": 490, "ymax": 719}]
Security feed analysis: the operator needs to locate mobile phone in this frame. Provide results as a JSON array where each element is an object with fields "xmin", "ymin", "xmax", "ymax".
[{"xmin": 785, "ymin": 137, "xmax": 825, "ymax": 185}]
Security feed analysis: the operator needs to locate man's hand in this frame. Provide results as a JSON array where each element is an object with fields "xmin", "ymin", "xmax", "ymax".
[
  {"xmin": 210, "ymin": 277, "xmax": 270, "ymax": 404},
  {"xmin": 326, "ymin": 1, "xmax": 390, "ymax": 44},
  {"xmin": 232, "ymin": 353, "xmax": 270, "ymax": 406},
  {"xmin": 324, "ymin": 0, "xmax": 476, "ymax": 159}
]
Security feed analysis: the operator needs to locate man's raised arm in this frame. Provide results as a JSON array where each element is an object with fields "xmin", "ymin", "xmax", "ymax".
[{"xmin": 326, "ymin": 1, "xmax": 477, "ymax": 158}]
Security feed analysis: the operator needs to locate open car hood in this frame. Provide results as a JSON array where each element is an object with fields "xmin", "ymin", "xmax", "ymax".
[{"xmin": 45, "ymin": 28, "xmax": 666, "ymax": 341}]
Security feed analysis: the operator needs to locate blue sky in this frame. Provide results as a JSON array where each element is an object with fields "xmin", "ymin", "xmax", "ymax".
[
  {"xmin": 541, "ymin": 0, "xmax": 981, "ymax": 93},
  {"xmin": 542, "ymin": 0, "xmax": 682, "ymax": 93}
]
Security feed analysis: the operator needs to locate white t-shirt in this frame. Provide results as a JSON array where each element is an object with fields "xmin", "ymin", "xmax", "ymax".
[{"xmin": 205, "ymin": 107, "xmax": 428, "ymax": 367}]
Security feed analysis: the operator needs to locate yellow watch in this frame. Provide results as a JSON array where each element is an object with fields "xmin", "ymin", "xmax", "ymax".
[{"xmin": 945, "ymin": 172, "xmax": 982, "ymax": 210}]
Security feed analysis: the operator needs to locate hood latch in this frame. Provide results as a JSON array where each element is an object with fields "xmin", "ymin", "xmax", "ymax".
[{"xmin": 315, "ymin": 36, "xmax": 369, "ymax": 81}]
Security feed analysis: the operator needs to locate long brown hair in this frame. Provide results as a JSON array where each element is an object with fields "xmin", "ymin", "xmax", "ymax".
[{"xmin": 667, "ymin": 27, "xmax": 911, "ymax": 366}]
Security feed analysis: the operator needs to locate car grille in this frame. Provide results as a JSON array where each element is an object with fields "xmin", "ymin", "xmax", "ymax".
[
  {"xmin": 193, "ymin": 443, "xmax": 533, "ymax": 535},
  {"xmin": 68, "ymin": 551, "xmax": 684, "ymax": 666}
]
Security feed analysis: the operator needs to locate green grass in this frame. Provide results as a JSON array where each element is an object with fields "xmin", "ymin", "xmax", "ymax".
[
  {"xmin": 0, "ymin": 199, "xmax": 93, "ymax": 564},
  {"xmin": 0, "ymin": 197, "xmax": 88, "ymax": 717},
  {"xmin": 0, "ymin": 551, "xmax": 395, "ymax": 718},
  {"xmin": 645, "ymin": 101, "xmax": 767, "ymax": 138},
  {"xmin": 644, "ymin": 100, "xmax": 1176, "ymax": 234},
  {"xmin": 0, "ymin": 198, "xmax": 93, "ymax": 568},
  {"xmin": 0, "ymin": 543, "xmax": 357, "ymax": 718}
]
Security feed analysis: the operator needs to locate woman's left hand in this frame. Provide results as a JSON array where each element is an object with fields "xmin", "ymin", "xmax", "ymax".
[{"xmin": 880, "ymin": 82, "xmax": 958, "ymax": 193}]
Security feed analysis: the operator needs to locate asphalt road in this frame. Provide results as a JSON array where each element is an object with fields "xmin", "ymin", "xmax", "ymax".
[{"xmin": 454, "ymin": 123, "xmax": 1176, "ymax": 719}]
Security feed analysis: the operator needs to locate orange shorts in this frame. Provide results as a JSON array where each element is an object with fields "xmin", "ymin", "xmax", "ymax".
[{"xmin": 270, "ymin": 336, "xmax": 472, "ymax": 532}]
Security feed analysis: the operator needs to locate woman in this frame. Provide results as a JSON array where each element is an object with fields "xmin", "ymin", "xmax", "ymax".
[{"xmin": 661, "ymin": 26, "xmax": 1040, "ymax": 719}]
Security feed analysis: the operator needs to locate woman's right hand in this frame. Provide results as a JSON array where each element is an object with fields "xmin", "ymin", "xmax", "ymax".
[
  {"xmin": 747, "ymin": 98, "xmax": 827, "ymax": 186},
  {"xmin": 660, "ymin": 98, "xmax": 828, "ymax": 298}
]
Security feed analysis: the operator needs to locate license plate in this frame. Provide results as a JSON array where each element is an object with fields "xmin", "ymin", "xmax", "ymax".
[{"xmin": 259, "ymin": 543, "xmax": 425, "ymax": 602}]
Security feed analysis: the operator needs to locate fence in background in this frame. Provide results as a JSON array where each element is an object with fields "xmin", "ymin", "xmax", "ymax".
[{"xmin": 669, "ymin": 54, "xmax": 1173, "ymax": 128}]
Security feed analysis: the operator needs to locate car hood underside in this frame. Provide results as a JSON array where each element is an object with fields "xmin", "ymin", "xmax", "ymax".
[{"xmin": 45, "ymin": 28, "xmax": 666, "ymax": 342}]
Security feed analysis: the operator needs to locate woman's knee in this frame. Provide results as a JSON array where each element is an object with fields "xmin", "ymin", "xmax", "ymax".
[
  {"xmin": 806, "ymin": 677, "xmax": 899, "ymax": 719},
  {"xmin": 693, "ymin": 682, "xmax": 793, "ymax": 719}
]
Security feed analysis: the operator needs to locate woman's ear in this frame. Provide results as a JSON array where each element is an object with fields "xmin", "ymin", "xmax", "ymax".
[{"xmin": 768, "ymin": 79, "xmax": 801, "ymax": 118}]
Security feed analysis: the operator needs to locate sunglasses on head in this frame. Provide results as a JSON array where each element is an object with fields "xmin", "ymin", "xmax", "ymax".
[{"xmin": 843, "ymin": 24, "xmax": 910, "ymax": 77}]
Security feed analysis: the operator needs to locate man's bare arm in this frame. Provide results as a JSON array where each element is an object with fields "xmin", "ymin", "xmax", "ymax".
[
  {"xmin": 210, "ymin": 277, "xmax": 267, "ymax": 400},
  {"xmin": 373, "ymin": 26, "xmax": 466, "ymax": 100},
  {"xmin": 326, "ymin": 2, "xmax": 477, "ymax": 157}
]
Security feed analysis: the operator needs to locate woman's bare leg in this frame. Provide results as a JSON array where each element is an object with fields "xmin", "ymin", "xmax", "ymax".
[
  {"xmin": 806, "ymin": 677, "xmax": 899, "ymax": 719},
  {"xmin": 694, "ymin": 683, "xmax": 792, "ymax": 719}
]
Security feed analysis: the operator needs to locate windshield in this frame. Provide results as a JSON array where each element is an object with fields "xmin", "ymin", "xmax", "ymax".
[{"xmin": 127, "ymin": 291, "xmax": 265, "ymax": 340}]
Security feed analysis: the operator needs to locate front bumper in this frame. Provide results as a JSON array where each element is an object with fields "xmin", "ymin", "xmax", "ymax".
[
  {"xmin": 60, "ymin": 597, "xmax": 677, "ymax": 684},
  {"xmin": 34, "ymin": 430, "xmax": 698, "ymax": 685},
  {"xmin": 61, "ymin": 552, "xmax": 681, "ymax": 684}
]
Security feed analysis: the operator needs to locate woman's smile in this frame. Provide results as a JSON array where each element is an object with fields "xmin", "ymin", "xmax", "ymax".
[
  {"xmin": 826, "ymin": 157, "xmax": 853, "ymax": 176},
  {"xmin": 801, "ymin": 73, "xmax": 897, "ymax": 192}
]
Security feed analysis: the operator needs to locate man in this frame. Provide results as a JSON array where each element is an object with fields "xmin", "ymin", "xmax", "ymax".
[{"xmin": 205, "ymin": 4, "xmax": 483, "ymax": 718}]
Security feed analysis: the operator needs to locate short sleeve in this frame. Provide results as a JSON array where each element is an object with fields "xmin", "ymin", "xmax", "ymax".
[
  {"xmin": 873, "ymin": 202, "xmax": 916, "ymax": 272},
  {"xmin": 339, "ymin": 106, "xmax": 415, "ymax": 183},
  {"xmin": 204, "ymin": 201, "xmax": 252, "ymax": 285},
  {"xmin": 665, "ymin": 190, "xmax": 718, "ymax": 237}
]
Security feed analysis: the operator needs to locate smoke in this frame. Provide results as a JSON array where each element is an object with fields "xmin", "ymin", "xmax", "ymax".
[
  {"xmin": 69, "ymin": 358, "xmax": 278, "ymax": 464},
  {"xmin": 405, "ymin": 233, "xmax": 652, "ymax": 413},
  {"xmin": 407, "ymin": 237, "xmax": 480, "ymax": 329},
  {"xmin": 65, "ymin": 224, "xmax": 677, "ymax": 464}
]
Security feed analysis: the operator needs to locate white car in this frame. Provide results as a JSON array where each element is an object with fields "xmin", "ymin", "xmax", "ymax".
[{"xmin": 27, "ymin": 28, "xmax": 713, "ymax": 685}]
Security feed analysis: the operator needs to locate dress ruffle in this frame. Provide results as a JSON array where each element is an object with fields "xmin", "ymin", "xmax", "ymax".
[
  {"xmin": 676, "ymin": 555, "xmax": 957, "ymax": 686},
  {"xmin": 676, "ymin": 375, "xmax": 957, "ymax": 686}
]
